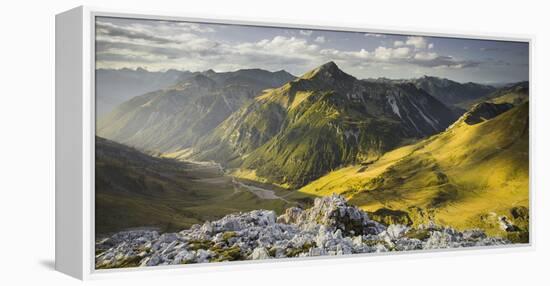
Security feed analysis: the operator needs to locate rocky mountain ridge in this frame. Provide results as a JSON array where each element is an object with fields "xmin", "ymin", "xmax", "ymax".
[
  {"xmin": 412, "ymin": 75, "xmax": 496, "ymax": 106},
  {"xmin": 365, "ymin": 75, "xmax": 497, "ymax": 109},
  {"xmin": 456, "ymin": 102, "xmax": 513, "ymax": 126}
]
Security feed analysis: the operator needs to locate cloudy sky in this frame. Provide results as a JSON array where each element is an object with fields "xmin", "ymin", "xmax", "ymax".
[{"xmin": 96, "ymin": 16, "xmax": 529, "ymax": 84}]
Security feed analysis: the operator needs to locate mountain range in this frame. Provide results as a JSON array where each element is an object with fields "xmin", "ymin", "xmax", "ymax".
[
  {"xmin": 482, "ymin": 81, "xmax": 529, "ymax": 105},
  {"xmin": 192, "ymin": 62, "xmax": 458, "ymax": 188},
  {"xmin": 366, "ymin": 75, "xmax": 497, "ymax": 110},
  {"xmin": 95, "ymin": 61, "xmax": 529, "ymax": 241},
  {"xmin": 408, "ymin": 75, "xmax": 496, "ymax": 108},
  {"xmin": 97, "ymin": 68, "xmax": 294, "ymax": 152},
  {"xmin": 96, "ymin": 68, "xmax": 193, "ymax": 116}
]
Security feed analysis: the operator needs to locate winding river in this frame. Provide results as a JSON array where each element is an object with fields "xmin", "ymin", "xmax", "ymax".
[
  {"xmin": 183, "ymin": 159, "xmax": 291, "ymax": 202},
  {"xmin": 231, "ymin": 177, "xmax": 291, "ymax": 202}
]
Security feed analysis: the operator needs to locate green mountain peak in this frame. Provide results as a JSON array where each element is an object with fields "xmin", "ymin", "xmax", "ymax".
[{"xmin": 300, "ymin": 61, "xmax": 355, "ymax": 82}]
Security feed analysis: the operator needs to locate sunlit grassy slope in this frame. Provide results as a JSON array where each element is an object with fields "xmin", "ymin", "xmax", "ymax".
[{"xmin": 299, "ymin": 102, "xmax": 529, "ymax": 239}]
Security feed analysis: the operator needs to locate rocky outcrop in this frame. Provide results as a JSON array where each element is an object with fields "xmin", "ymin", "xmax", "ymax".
[
  {"xmin": 280, "ymin": 195, "xmax": 386, "ymax": 236},
  {"xmin": 461, "ymin": 102, "xmax": 513, "ymax": 125},
  {"xmin": 95, "ymin": 195, "xmax": 509, "ymax": 269}
]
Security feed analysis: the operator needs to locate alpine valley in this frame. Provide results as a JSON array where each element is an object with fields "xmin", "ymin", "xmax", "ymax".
[{"xmin": 95, "ymin": 62, "xmax": 529, "ymax": 268}]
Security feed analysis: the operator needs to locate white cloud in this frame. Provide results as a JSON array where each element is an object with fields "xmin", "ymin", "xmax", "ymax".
[
  {"xmin": 299, "ymin": 30, "xmax": 313, "ymax": 36},
  {"xmin": 406, "ymin": 36, "xmax": 428, "ymax": 49},
  {"xmin": 244, "ymin": 36, "xmax": 319, "ymax": 54},
  {"xmin": 428, "ymin": 43, "xmax": 434, "ymax": 49},
  {"xmin": 171, "ymin": 22, "xmax": 216, "ymax": 33},
  {"xmin": 393, "ymin": 47, "xmax": 412, "ymax": 58},
  {"xmin": 414, "ymin": 52, "xmax": 438, "ymax": 61},
  {"xmin": 353, "ymin": 49, "xmax": 371, "ymax": 59},
  {"xmin": 374, "ymin": 46, "xmax": 412, "ymax": 60},
  {"xmin": 364, "ymin": 33, "xmax": 386, "ymax": 38},
  {"xmin": 314, "ymin": 36, "xmax": 326, "ymax": 43},
  {"xmin": 373, "ymin": 47, "xmax": 392, "ymax": 60},
  {"xmin": 320, "ymin": 48, "xmax": 370, "ymax": 60},
  {"xmin": 96, "ymin": 19, "xmax": 480, "ymax": 75}
]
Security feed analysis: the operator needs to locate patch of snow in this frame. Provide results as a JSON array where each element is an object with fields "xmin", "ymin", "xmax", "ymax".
[
  {"xmin": 402, "ymin": 105, "xmax": 421, "ymax": 133},
  {"xmin": 409, "ymin": 99, "xmax": 438, "ymax": 131},
  {"xmin": 387, "ymin": 95, "xmax": 402, "ymax": 119}
]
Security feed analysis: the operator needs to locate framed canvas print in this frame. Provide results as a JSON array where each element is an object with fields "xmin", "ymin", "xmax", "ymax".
[{"xmin": 55, "ymin": 6, "xmax": 532, "ymax": 280}]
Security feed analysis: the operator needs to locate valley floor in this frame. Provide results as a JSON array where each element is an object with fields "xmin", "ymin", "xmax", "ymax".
[{"xmin": 96, "ymin": 155, "xmax": 314, "ymax": 235}]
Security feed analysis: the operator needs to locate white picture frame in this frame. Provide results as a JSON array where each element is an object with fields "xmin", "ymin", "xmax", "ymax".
[{"xmin": 55, "ymin": 6, "xmax": 533, "ymax": 280}]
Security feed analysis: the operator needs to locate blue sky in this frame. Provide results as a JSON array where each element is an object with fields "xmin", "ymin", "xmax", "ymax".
[{"xmin": 96, "ymin": 17, "xmax": 528, "ymax": 84}]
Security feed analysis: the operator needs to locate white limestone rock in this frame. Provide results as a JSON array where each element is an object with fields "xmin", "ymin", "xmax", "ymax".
[
  {"xmin": 95, "ymin": 195, "xmax": 511, "ymax": 269},
  {"xmin": 251, "ymin": 247, "xmax": 270, "ymax": 260}
]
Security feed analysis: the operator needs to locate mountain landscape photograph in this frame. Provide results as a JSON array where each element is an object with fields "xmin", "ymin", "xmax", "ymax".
[{"xmin": 94, "ymin": 16, "xmax": 530, "ymax": 269}]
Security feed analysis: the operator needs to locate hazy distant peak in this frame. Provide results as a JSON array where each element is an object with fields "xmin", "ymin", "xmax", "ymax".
[
  {"xmin": 203, "ymin": 69, "xmax": 217, "ymax": 74},
  {"xmin": 173, "ymin": 73, "xmax": 217, "ymax": 90},
  {"xmin": 417, "ymin": 75, "xmax": 455, "ymax": 85},
  {"xmin": 505, "ymin": 81, "xmax": 529, "ymax": 90},
  {"xmin": 274, "ymin": 69, "xmax": 293, "ymax": 76}
]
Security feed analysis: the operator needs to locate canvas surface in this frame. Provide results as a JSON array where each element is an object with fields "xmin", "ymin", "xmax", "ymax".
[{"xmin": 93, "ymin": 16, "xmax": 529, "ymax": 269}]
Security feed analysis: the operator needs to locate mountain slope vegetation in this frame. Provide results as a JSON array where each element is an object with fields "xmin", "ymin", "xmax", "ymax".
[
  {"xmin": 95, "ymin": 63, "xmax": 529, "ymax": 242},
  {"xmin": 299, "ymin": 102, "xmax": 529, "ymax": 240},
  {"xmin": 193, "ymin": 62, "xmax": 458, "ymax": 188}
]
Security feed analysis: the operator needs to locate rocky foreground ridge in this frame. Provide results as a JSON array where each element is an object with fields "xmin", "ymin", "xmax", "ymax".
[{"xmin": 96, "ymin": 195, "xmax": 509, "ymax": 269}]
